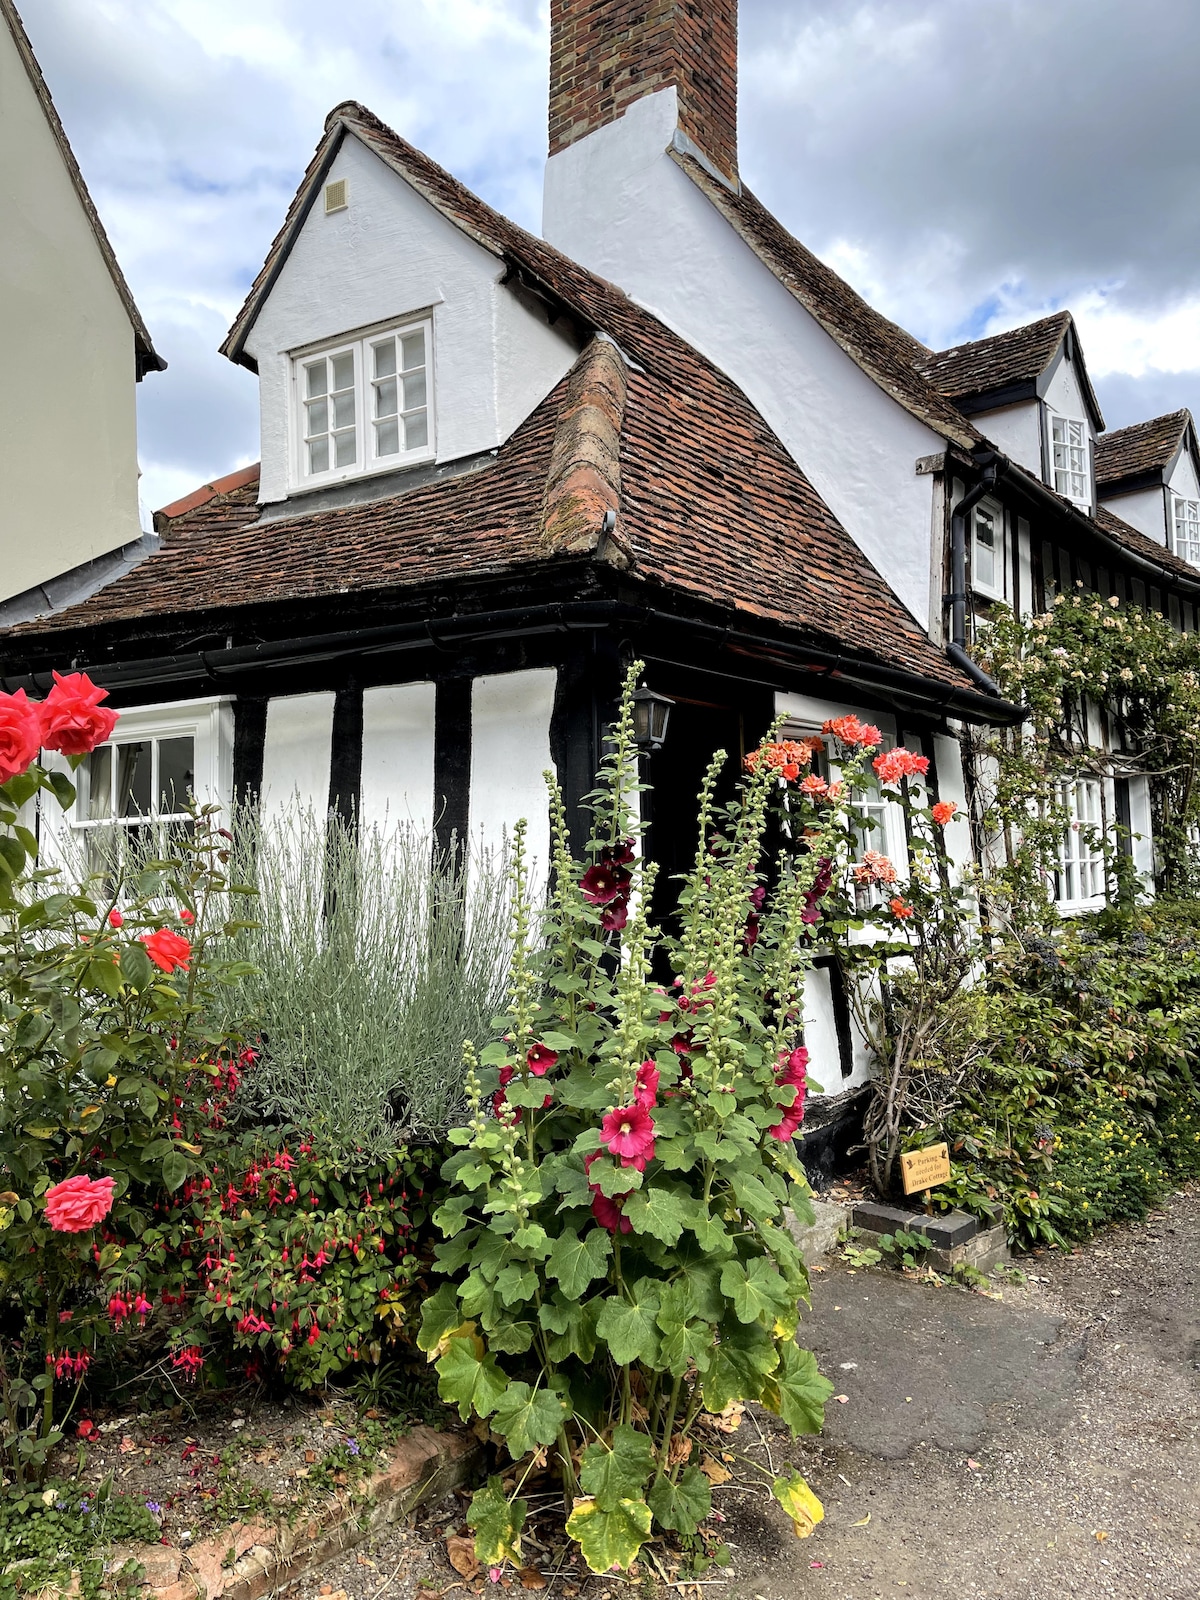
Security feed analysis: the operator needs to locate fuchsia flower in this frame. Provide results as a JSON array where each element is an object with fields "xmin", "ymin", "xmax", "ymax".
[
  {"xmin": 171, "ymin": 1345, "xmax": 204, "ymax": 1378},
  {"xmin": 600, "ymin": 1102, "xmax": 656, "ymax": 1166}
]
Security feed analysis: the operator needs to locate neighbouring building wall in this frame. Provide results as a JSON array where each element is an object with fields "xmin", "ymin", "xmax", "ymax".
[
  {"xmin": 973, "ymin": 401, "xmax": 1042, "ymax": 476},
  {"xmin": 543, "ymin": 90, "xmax": 945, "ymax": 629},
  {"xmin": 1043, "ymin": 355, "xmax": 1096, "ymax": 509},
  {"xmin": 246, "ymin": 134, "xmax": 578, "ymax": 505},
  {"xmin": 0, "ymin": 19, "xmax": 143, "ymax": 600}
]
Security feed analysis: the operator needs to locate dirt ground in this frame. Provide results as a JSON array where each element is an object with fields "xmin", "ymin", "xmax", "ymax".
[{"xmin": 287, "ymin": 1186, "xmax": 1199, "ymax": 1600}]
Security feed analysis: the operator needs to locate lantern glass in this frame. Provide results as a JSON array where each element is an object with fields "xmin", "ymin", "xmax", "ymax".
[{"xmin": 631, "ymin": 686, "xmax": 673, "ymax": 751}]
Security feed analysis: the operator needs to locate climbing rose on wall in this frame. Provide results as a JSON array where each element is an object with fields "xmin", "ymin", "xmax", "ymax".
[
  {"xmin": 853, "ymin": 849, "xmax": 898, "ymax": 886},
  {"xmin": 931, "ymin": 800, "xmax": 958, "ymax": 826},
  {"xmin": 44, "ymin": 1175, "xmax": 115, "ymax": 1233},
  {"xmin": 0, "ymin": 689, "xmax": 46, "ymax": 784},
  {"xmin": 139, "ymin": 928, "xmax": 192, "ymax": 973},
  {"xmin": 38, "ymin": 671, "xmax": 119, "ymax": 757},
  {"xmin": 872, "ymin": 748, "xmax": 930, "ymax": 786},
  {"xmin": 822, "ymin": 715, "xmax": 882, "ymax": 748}
]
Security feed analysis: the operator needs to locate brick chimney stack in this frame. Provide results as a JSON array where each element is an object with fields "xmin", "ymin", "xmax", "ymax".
[{"xmin": 549, "ymin": 1, "xmax": 738, "ymax": 186}]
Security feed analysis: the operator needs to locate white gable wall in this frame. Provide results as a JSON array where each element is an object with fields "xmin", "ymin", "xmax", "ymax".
[
  {"xmin": 974, "ymin": 401, "xmax": 1042, "ymax": 476},
  {"xmin": 543, "ymin": 90, "xmax": 944, "ymax": 629},
  {"xmin": 1168, "ymin": 448, "xmax": 1200, "ymax": 503},
  {"xmin": 1099, "ymin": 486, "xmax": 1167, "ymax": 544},
  {"xmin": 247, "ymin": 134, "xmax": 578, "ymax": 505}
]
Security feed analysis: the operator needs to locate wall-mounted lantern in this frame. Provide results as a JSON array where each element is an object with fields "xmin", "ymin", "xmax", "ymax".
[{"xmin": 631, "ymin": 685, "xmax": 674, "ymax": 751}]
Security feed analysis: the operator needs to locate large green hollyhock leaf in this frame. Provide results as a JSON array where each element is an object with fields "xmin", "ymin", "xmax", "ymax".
[
  {"xmin": 490, "ymin": 1382, "xmax": 568, "ymax": 1458},
  {"xmin": 539, "ymin": 1296, "xmax": 601, "ymax": 1362},
  {"xmin": 565, "ymin": 1496, "xmax": 652, "ymax": 1573},
  {"xmin": 596, "ymin": 1280, "xmax": 662, "ymax": 1364},
  {"xmin": 545, "ymin": 1225, "xmax": 612, "ymax": 1299},
  {"xmin": 468, "ymin": 1475, "xmax": 526, "ymax": 1567},
  {"xmin": 417, "ymin": 1282, "xmax": 463, "ymax": 1354},
  {"xmin": 579, "ymin": 1424, "xmax": 655, "ymax": 1509},
  {"xmin": 760, "ymin": 1342, "xmax": 834, "ymax": 1436},
  {"xmin": 623, "ymin": 1185, "xmax": 687, "ymax": 1245},
  {"xmin": 436, "ymin": 1337, "xmax": 507, "ymax": 1421},
  {"xmin": 647, "ymin": 1465, "xmax": 711, "ymax": 1535},
  {"xmin": 719, "ymin": 1255, "xmax": 793, "ymax": 1326},
  {"xmin": 701, "ymin": 1319, "xmax": 778, "ymax": 1412}
]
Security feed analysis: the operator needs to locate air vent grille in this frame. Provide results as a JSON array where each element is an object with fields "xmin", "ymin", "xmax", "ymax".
[{"xmin": 324, "ymin": 179, "xmax": 348, "ymax": 214}]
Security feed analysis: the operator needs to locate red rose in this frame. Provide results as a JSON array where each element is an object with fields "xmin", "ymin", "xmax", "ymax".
[
  {"xmin": 108, "ymin": 909, "xmax": 124, "ymax": 929},
  {"xmin": 39, "ymin": 671, "xmax": 119, "ymax": 758},
  {"xmin": 140, "ymin": 928, "xmax": 192, "ymax": 973},
  {"xmin": 0, "ymin": 689, "xmax": 44, "ymax": 784},
  {"xmin": 44, "ymin": 1174, "xmax": 115, "ymax": 1232}
]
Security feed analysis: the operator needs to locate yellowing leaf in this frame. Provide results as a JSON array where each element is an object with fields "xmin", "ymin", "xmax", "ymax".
[
  {"xmin": 772, "ymin": 1466, "xmax": 825, "ymax": 1540},
  {"xmin": 565, "ymin": 1496, "xmax": 652, "ymax": 1573},
  {"xmin": 850, "ymin": 1513, "xmax": 871, "ymax": 1527}
]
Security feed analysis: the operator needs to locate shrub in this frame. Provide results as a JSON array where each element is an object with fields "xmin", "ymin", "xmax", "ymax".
[{"xmin": 419, "ymin": 669, "xmax": 841, "ymax": 1575}]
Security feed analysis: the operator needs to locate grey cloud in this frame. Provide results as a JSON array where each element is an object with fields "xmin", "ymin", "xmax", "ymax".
[{"xmin": 1094, "ymin": 369, "xmax": 1200, "ymax": 433}]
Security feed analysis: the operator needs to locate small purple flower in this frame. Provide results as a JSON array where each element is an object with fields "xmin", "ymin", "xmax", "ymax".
[
  {"xmin": 346, "ymin": 1438, "xmax": 360, "ymax": 1457},
  {"xmin": 146, "ymin": 1501, "xmax": 163, "ymax": 1517}
]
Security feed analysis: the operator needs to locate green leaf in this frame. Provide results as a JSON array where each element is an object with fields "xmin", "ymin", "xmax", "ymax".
[
  {"xmin": 468, "ymin": 1476, "xmax": 526, "ymax": 1568},
  {"xmin": 726, "ymin": 1169, "xmax": 778, "ymax": 1221},
  {"xmin": 506, "ymin": 1077, "xmax": 553, "ymax": 1109},
  {"xmin": 493, "ymin": 1263, "xmax": 538, "ymax": 1307},
  {"xmin": 538, "ymin": 1297, "xmax": 600, "ymax": 1363},
  {"xmin": 433, "ymin": 1194, "xmax": 476, "ymax": 1236},
  {"xmin": 417, "ymin": 1282, "xmax": 463, "ymax": 1354},
  {"xmin": 701, "ymin": 1319, "xmax": 777, "ymax": 1412},
  {"xmin": 719, "ymin": 1256, "xmax": 793, "ymax": 1326},
  {"xmin": 436, "ymin": 1337, "xmax": 508, "ymax": 1422},
  {"xmin": 771, "ymin": 1465, "xmax": 825, "ymax": 1538},
  {"xmin": 579, "ymin": 1424, "xmax": 655, "ymax": 1509},
  {"xmin": 44, "ymin": 770, "xmax": 76, "ymax": 809},
  {"xmin": 591, "ymin": 1163, "xmax": 641, "ymax": 1198},
  {"xmin": 0, "ymin": 836, "xmax": 26, "ymax": 878},
  {"xmin": 120, "ymin": 943, "xmax": 154, "ymax": 992},
  {"xmin": 565, "ymin": 1496, "xmax": 652, "ymax": 1574},
  {"xmin": 647, "ymin": 1465, "xmax": 711, "ymax": 1536},
  {"xmin": 623, "ymin": 1185, "xmax": 687, "ymax": 1245},
  {"xmin": 85, "ymin": 958, "xmax": 122, "ymax": 998},
  {"xmin": 684, "ymin": 1203, "xmax": 735, "ymax": 1257},
  {"xmin": 545, "ymin": 1226, "xmax": 612, "ymax": 1299},
  {"xmin": 596, "ymin": 1280, "xmax": 662, "ymax": 1365},
  {"xmin": 162, "ymin": 1151, "xmax": 189, "ymax": 1192},
  {"xmin": 487, "ymin": 1320, "xmax": 535, "ymax": 1356},
  {"xmin": 1, "ymin": 771, "xmax": 42, "ymax": 810},
  {"xmin": 760, "ymin": 1342, "xmax": 834, "ymax": 1436},
  {"xmin": 490, "ymin": 1382, "xmax": 567, "ymax": 1458}
]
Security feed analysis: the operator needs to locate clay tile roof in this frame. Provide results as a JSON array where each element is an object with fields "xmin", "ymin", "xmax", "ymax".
[
  {"xmin": 1095, "ymin": 411, "xmax": 1192, "ymax": 490},
  {"xmin": 665, "ymin": 150, "xmax": 979, "ymax": 452},
  {"xmin": 1094, "ymin": 505, "xmax": 1200, "ymax": 584},
  {"xmin": 1, "ymin": 0, "xmax": 164, "ymax": 378},
  {"xmin": 918, "ymin": 312, "xmax": 1071, "ymax": 401},
  {"xmin": 155, "ymin": 463, "xmax": 262, "ymax": 523}
]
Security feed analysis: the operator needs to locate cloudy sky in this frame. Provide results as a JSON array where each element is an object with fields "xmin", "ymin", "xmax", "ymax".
[{"xmin": 21, "ymin": 0, "xmax": 1200, "ymax": 513}]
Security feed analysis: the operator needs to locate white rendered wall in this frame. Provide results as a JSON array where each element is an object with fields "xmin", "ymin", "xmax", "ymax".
[
  {"xmin": 469, "ymin": 668, "xmax": 557, "ymax": 883},
  {"xmin": 1043, "ymin": 355, "xmax": 1096, "ymax": 509},
  {"xmin": 974, "ymin": 401, "xmax": 1042, "ymax": 476},
  {"xmin": 543, "ymin": 90, "xmax": 944, "ymax": 628},
  {"xmin": 1017, "ymin": 516, "xmax": 1034, "ymax": 616},
  {"xmin": 1168, "ymin": 448, "xmax": 1200, "ymax": 502},
  {"xmin": 359, "ymin": 682, "xmax": 436, "ymax": 832},
  {"xmin": 247, "ymin": 134, "xmax": 578, "ymax": 504},
  {"xmin": 260, "ymin": 692, "xmax": 335, "ymax": 819},
  {"xmin": 1099, "ymin": 485, "xmax": 1167, "ymax": 544},
  {"xmin": 931, "ymin": 732, "xmax": 972, "ymax": 885}
]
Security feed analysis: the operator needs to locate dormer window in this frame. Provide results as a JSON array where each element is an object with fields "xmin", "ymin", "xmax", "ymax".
[
  {"xmin": 293, "ymin": 317, "xmax": 433, "ymax": 488},
  {"xmin": 1050, "ymin": 415, "xmax": 1090, "ymax": 505},
  {"xmin": 1172, "ymin": 495, "xmax": 1200, "ymax": 566}
]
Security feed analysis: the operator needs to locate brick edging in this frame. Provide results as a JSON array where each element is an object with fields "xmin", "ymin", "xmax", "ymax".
[{"xmin": 106, "ymin": 1426, "xmax": 480, "ymax": 1600}]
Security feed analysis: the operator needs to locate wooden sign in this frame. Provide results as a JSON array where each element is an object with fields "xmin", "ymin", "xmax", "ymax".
[{"xmin": 900, "ymin": 1142, "xmax": 951, "ymax": 1195}]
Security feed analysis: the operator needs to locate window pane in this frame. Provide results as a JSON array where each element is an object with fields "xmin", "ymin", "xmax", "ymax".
[
  {"xmin": 305, "ymin": 397, "xmax": 328, "ymax": 437},
  {"xmin": 374, "ymin": 377, "xmax": 398, "ymax": 418},
  {"xmin": 83, "ymin": 747, "xmax": 112, "ymax": 821},
  {"xmin": 401, "ymin": 330, "xmax": 425, "ymax": 371},
  {"xmin": 116, "ymin": 742, "xmax": 152, "ymax": 818},
  {"xmin": 974, "ymin": 509, "xmax": 995, "ymax": 588},
  {"xmin": 158, "ymin": 737, "xmax": 194, "ymax": 815},
  {"xmin": 331, "ymin": 351, "xmax": 355, "ymax": 392},
  {"xmin": 375, "ymin": 417, "xmax": 400, "ymax": 456},
  {"xmin": 333, "ymin": 391, "xmax": 356, "ymax": 430},
  {"xmin": 373, "ymin": 340, "xmax": 396, "ymax": 379},
  {"xmin": 334, "ymin": 431, "xmax": 357, "ymax": 467},
  {"xmin": 308, "ymin": 437, "xmax": 330, "ymax": 474},
  {"xmin": 403, "ymin": 371, "xmax": 427, "ymax": 411},
  {"xmin": 405, "ymin": 412, "xmax": 429, "ymax": 450},
  {"xmin": 305, "ymin": 361, "xmax": 327, "ymax": 398}
]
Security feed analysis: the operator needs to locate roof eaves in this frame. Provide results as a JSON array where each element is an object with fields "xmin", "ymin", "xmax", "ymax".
[{"xmin": 1, "ymin": 0, "xmax": 165, "ymax": 377}]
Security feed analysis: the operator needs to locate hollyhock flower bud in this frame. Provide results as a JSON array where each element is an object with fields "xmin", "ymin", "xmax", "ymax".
[{"xmin": 38, "ymin": 671, "xmax": 119, "ymax": 757}]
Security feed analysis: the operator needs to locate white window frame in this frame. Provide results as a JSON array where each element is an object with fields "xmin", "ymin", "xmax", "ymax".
[
  {"xmin": 290, "ymin": 315, "xmax": 435, "ymax": 491},
  {"xmin": 971, "ymin": 501, "xmax": 1005, "ymax": 600},
  {"xmin": 1053, "ymin": 777, "xmax": 1106, "ymax": 913},
  {"xmin": 1172, "ymin": 495, "xmax": 1200, "ymax": 567},
  {"xmin": 1049, "ymin": 414, "xmax": 1091, "ymax": 507}
]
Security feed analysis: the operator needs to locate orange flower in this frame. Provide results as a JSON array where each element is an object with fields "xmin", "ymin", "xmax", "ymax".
[
  {"xmin": 798, "ymin": 774, "xmax": 828, "ymax": 799},
  {"xmin": 744, "ymin": 740, "xmax": 815, "ymax": 781},
  {"xmin": 931, "ymin": 800, "xmax": 958, "ymax": 826},
  {"xmin": 873, "ymin": 748, "xmax": 930, "ymax": 785},
  {"xmin": 889, "ymin": 897, "xmax": 914, "ymax": 920},
  {"xmin": 853, "ymin": 849, "xmax": 897, "ymax": 886},
  {"xmin": 822, "ymin": 715, "xmax": 882, "ymax": 749}
]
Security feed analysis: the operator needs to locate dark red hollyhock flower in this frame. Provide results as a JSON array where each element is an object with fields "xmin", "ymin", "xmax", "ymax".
[
  {"xmin": 748, "ymin": 884, "xmax": 766, "ymax": 912},
  {"xmin": 744, "ymin": 911, "xmax": 761, "ymax": 949},
  {"xmin": 600, "ymin": 900, "xmax": 629, "ymax": 932},
  {"xmin": 591, "ymin": 1189, "xmax": 632, "ymax": 1233},
  {"xmin": 581, "ymin": 860, "xmax": 632, "ymax": 906},
  {"xmin": 802, "ymin": 857, "xmax": 834, "ymax": 926},
  {"xmin": 526, "ymin": 1043, "xmax": 558, "ymax": 1076}
]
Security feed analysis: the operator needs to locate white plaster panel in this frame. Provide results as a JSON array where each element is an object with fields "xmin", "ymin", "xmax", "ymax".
[
  {"xmin": 974, "ymin": 402, "xmax": 1042, "ymax": 476},
  {"xmin": 774, "ymin": 688, "xmax": 897, "ymax": 744},
  {"xmin": 932, "ymin": 732, "xmax": 972, "ymax": 884},
  {"xmin": 469, "ymin": 668, "xmax": 558, "ymax": 881},
  {"xmin": 260, "ymin": 692, "xmax": 335, "ymax": 819},
  {"xmin": 359, "ymin": 682, "xmax": 436, "ymax": 832},
  {"xmin": 1126, "ymin": 775, "xmax": 1155, "ymax": 893},
  {"xmin": 1017, "ymin": 516, "xmax": 1034, "ymax": 616},
  {"xmin": 1099, "ymin": 485, "xmax": 1167, "ymax": 544},
  {"xmin": 1043, "ymin": 353, "xmax": 1091, "ymax": 432},
  {"xmin": 543, "ymin": 90, "xmax": 943, "ymax": 628},
  {"xmin": 1168, "ymin": 448, "xmax": 1200, "ymax": 501},
  {"xmin": 247, "ymin": 135, "xmax": 577, "ymax": 504}
]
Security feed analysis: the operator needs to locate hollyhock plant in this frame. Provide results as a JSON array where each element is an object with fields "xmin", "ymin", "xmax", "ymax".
[
  {"xmin": 600, "ymin": 1101, "xmax": 656, "ymax": 1165},
  {"xmin": 38, "ymin": 670, "xmax": 119, "ymax": 757},
  {"xmin": 44, "ymin": 1175, "xmax": 115, "ymax": 1233},
  {"xmin": 0, "ymin": 688, "xmax": 46, "ymax": 785},
  {"xmin": 527, "ymin": 1043, "xmax": 558, "ymax": 1076},
  {"xmin": 633, "ymin": 1061, "xmax": 659, "ymax": 1109},
  {"xmin": 139, "ymin": 927, "xmax": 192, "ymax": 973}
]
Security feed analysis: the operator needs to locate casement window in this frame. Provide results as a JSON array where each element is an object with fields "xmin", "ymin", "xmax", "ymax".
[
  {"xmin": 1172, "ymin": 496, "xmax": 1200, "ymax": 566},
  {"xmin": 1050, "ymin": 415, "xmax": 1090, "ymax": 505},
  {"xmin": 294, "ymin": 318, "xmax": 433, "ymax": 488},
  {"xmin": 1053, "ymin": 777, "xmax": 1105, "ymax": 910},
  {"xmin": 971, "ymin": 504, "xmax": 1003, "ymax": 598},
  {"xmin": 786, "ymin": 727, "xmax": 908, "ymax": 912}
]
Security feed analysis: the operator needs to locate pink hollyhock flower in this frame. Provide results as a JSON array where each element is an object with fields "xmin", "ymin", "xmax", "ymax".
[
  {"xmin": 139, "ymin": 928, "xmax": 191, "ymax": 973},
  {"xmin": 777, "ymin": 1045, "xmax": 809, "ymax": 1089},
  {"xmin": 39, "ymin": 671, "xmax": 119, "ymax": 757},
  {"xmin": 931, "ymin": 800, "xmax": 958, "ymax": 826},
  {"xmin": 0, "ymin": 688, "xmax": 45, "ymax": 785},
  {"xmin": 634, "ymin": 1061, "xmax": 660, "ymax": 1109},
  {"xmin": 590, "ymin": 1189, "xmax": 632, "ymax": 1234},
  {"xmin": 45, "ymin": 1174, "xmax": 114, "ymax": 1232},
  {"xmin": 600, "ymin": 1102, "xmax": 656, "ymax": 1164},
  {"xmin": 670, "ymin": 1032, "xmax": 693, "ymax": 1056},
  {"xmin": 580, "ymin": 860, "xmax": 632, "ymax": 906},
  {"xmin": 526, "ymin": 1043, "xmax": 558, "ymax": 1076},
  {"xmin": 889, "ymin": 897, "xmax": 915, "ymax": 920},
  {"xmin": 872, "ymin": 748, "xmax": 931, "ymax": 786}
]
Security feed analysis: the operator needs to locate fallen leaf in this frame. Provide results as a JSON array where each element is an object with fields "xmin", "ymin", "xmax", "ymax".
[
  {"xmin": 118, "ymin": 1436, "xmax": 138, "ymax": 1454},
  {"xmin": 304, "ymin": 1449, "xmax": 318, "ymax": 1464},
  {"xmin": 416, "ymin": 1589, "xmax": 443, "ymax": 1600},
  {"xmin": 1095, "ymin": 1530, "xmax": 1109, "ymax": 1544},
  {"xmin": 357, "ymin": 1554, "xmax": 377, "ymax": 1568},
  {"xmin": 699, "ymin": 1456, "xmax": 731, "ymax": 1485},
  {"xmin": 518, "ymin": 1569, "xmax": 546, "ymax": 1590},
  {"xmin": 966, "ymin": 1459, "xmax": 981, "ymax": 1470},
  {"xmin": 319, "ymin": 1588, "xmax": 333, "ymax": 1596},
  {"xmin": 561, "ymin": 1588, "xmax": 579, "ymax": 1597},
  {"xmin": 447, "ymin": 1534, "xmax": 481, "ymax": 1579},
  {"xmin": 850, "ymin": 1513, "xmax": 871, "ymax": 1527},
  {"xmin": 833, "ymin": 1394, "xmax": 849, "ymax": 1404},
  {"xmin": 710, "ymin": 1401, "xmax": 745, "ymax": 1433},
  {"xmin": 668, "ymin": 1435, "xmax": 693, "ymax": 1466}
]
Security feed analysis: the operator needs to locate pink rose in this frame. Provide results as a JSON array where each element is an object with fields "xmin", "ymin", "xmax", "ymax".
[
  {"xmin": 44, "ymin": 1174, "xmax": 115, "ymax": 1232},
  {"xmin": 39, "ymin": 671, "xmax": 119, "ymax": 758},
  {"xmin": 0, "ymin": 689, "xmax": 45, "ymax": 784}
]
